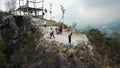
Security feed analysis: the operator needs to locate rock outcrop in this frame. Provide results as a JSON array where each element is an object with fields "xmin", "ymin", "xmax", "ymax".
[{"xmin": 0, "ymin": 16, "xmax": 118, "ymax": 68}]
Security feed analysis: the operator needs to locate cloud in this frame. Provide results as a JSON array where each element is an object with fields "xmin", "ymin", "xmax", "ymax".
[
  {"xmin": 0, "ymin": 0, "xmax": 6, "ymax": 11},
  {"xmin": 81, "ymin": 0, "xmax": 120, "ymax": 7},
  {"xmin": 63, "ymin": 0, "xmax": 120, "ymax": 26},
  {"xmin": 1, "ymin": 0, "xmax": 120, "ymax": 26}
]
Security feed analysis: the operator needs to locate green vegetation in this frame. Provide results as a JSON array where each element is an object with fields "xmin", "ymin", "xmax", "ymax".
[
  {"xmin": 86, "ymin": 29, "xmax": 120, "ymax": 64},
  {"xmin": 0, "ymin": 12, "xmax": 41, "ymax": 67},
  {"xmin": 0, "ymin": 11, "xmax": 9, "ymax": 67},
  {"xmin": 0, "ymin": 10, "xmax": 120, "ymax": 67},
  {"xmin": 0, "ymin": 11, "xmax": 9, "ymax": 22}
]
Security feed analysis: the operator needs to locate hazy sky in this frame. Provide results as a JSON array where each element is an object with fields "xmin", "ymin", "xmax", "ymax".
[{"xmin": 0, "ymin": 0, "xmax": 120, "ymax": 27}]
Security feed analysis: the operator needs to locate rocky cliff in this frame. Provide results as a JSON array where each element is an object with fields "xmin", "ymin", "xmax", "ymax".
[{"xmin": 0, "ymin": 15, "xmax": 119, "ymax": 68}]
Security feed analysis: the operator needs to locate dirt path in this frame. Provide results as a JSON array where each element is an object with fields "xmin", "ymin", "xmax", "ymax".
[
  {"xmin": 32, "ymin": 18, "xmax": 89, "ymax": 46},
  {"xmin": 40, "ymin": 26, "xmax": 89, "ymax": 46}
]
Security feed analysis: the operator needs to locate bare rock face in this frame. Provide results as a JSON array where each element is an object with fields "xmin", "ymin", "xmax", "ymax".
[
  {"xmin": 1, "ymin": 15, "xmax": 32, "ymax": 46},
  {"xmin": 0, "ymin": 16, "xmax": 115, "ymax": 68},
  {"xmin": 1, "ymin": 15, "xmax": 19, "ymax": 46},
  {"xmin": 0, "ymin": 15, "xmax": 41, "ymax": 67}
]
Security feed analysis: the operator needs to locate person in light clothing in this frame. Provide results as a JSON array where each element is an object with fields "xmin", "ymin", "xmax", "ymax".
[{"xmin": 50, "ymin": 28, "xmax": 55, "ymax": 39}]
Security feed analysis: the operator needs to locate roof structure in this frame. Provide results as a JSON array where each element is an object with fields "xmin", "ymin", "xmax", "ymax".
[
  {"xmin": 17, "ymin": 0, "xmax": 44, "ymax": 18},
  {"xmin": 17, "ymin": 6, "xmax": 43, "ymax": 12}
]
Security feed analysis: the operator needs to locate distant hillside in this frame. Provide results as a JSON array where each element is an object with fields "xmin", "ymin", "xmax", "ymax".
[
  {"xmin": 95, "ymin": 20, "xmax": 120, "ymax": 36},
  {"xmin": 106, "ymin": 20, "xmax": 120, "ymax": 30}
]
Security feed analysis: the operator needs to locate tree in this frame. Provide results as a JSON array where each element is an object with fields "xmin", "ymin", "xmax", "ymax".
[
  {"xmin": 86, "ymin": 29, "xmax": 120, "ymax": 64},
  {"xmin": 112, "ymin": 32, "xmax": 120, "ymax": 46},
  {"xmin": 5, "ymin": 0, "xmax": 16, "ymax": 14},
  {"xmin": 0, "ymin": 11, "xmax": 9, "ymax": 23},
  {"xmin": 60, "ymin": 5, "xmax": 65, "ymax": 23}
]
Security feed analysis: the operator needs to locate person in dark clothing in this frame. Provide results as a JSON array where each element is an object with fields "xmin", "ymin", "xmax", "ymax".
[
  {"xmin": 59, "ymin": 26, "xmax": 63, "ymax": 34},
  {"xmin": 50, "ymin": 28, "xmax": 55, "ymax": 39},
  {"xmin": 42, "ymin": 19, "xmax": 47, "ymax": 28},
  {"xmin": 68, "ymin": 30, "xmax": 72, "ymax": 44}
]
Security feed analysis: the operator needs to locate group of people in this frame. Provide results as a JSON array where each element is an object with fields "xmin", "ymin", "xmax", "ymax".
[
  {"xmin": 42, "ymin": 19, "xmax": 72, "ymax": 44},
  {"xmin": 55, "ymin": 26, "xmax": 63, "ymax": 35}
]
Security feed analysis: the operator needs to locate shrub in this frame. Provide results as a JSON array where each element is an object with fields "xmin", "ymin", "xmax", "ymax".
[
  {"xmin": 86, "ymin": 29, "xmax": 120, "ymax": 64},
  {"xmin": 86, "ymin": 29, "xmax": 104, "ymax": 46},
  {"xmin": 0, "ymin": 11, "xmax": 9, "ymax": 22}
]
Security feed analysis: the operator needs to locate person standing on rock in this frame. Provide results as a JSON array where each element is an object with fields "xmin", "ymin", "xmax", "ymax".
[
  {"xmin": 50, "ymin": 28, "xmax": 55, "ymax": 39},
  {"xmin": 59, "ymin": 26, "xmax": 63, "ymax": 34},
  {"xmin": 68, "ymin": 30, "xmax": 72, "ymax": 45}
]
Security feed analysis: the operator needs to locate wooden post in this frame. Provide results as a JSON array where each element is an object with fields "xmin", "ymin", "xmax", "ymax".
[
  {"xmin": 34, "ymin": 0, "xmax": 37, "ymax": 17},
  {"xmin": 19, "ymin": 0, "xmax": 21, "ymax": 15},
  {"xmin": 50, "ymin": 4, "xmax": 52, "ymax": 20},
  {"xmin": 42, "ymin": 0, "xmax": 44, "ymax": 19},
  {"xmin": 27, "ymin": 0, "xmax": 29, "ymax": 15}
]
